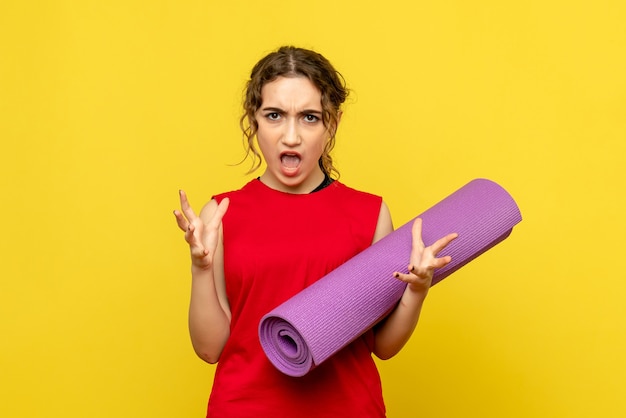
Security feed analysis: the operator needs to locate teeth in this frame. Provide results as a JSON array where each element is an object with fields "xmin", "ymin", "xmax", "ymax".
[{"xmin": 281, "ymin": 154, "xmax": 300, "ymax": 168}]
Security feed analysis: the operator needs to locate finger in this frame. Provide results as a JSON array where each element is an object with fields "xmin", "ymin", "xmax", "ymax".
[
  {"xmin": 429, "ymin": 232, "xmax": 459, "ymax": 256},
  {"xmin": 414, "ymin": 254, "xmax": 453, "ymax": 272},
  {"xmin": 184, "ymin": 223, "xmax": 206, "ymax": 256},
  {"xmin": 408, "ymin": 263, "xmax": 432, "ymax": 278},
  {"xmin": 179, "ymin": 190, "xmax": 199, "ymax": 222},
  {"xmin": 173, "ymin": 209, "xmax": 189, "ymax": 232},
  {"xmin": 206, "ymin": 198, "xmax": 230, "ymax": 230},
  {"xmin": 393, "ymin": 270, "xmax": 430, "ymax": 286},
  {"xmin": 411, "ymin": 218, "xmax": 426, "ymax": 250},
  {"xmin": 189, "ymin": 245, "xmax": 209, "ymax": 259},
  {"xmin": 432, "ymin": 255, "xmax": 453, "ymax": 269},
  {"xmin": 393, "ymin": 271, "xmax": 413, "ymax": 283},
  {"xmin": 184, "ymin": 222, "xmax": 196, "ymax": 244}
]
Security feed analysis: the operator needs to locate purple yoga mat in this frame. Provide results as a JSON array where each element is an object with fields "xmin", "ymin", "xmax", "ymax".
[{"xmin": 259, "ymin": 178, "xmax": 522, "ymax": 377}]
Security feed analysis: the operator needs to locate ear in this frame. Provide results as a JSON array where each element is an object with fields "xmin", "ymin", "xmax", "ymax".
[{"xmin": 330, "ymin": 111, "xmax": 343, "ymax": 138}]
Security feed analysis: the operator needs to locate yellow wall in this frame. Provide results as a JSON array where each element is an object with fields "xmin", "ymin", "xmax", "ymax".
[{"xmin": 1, "ymin": 1, "xmax": 624, "ymax": 417}]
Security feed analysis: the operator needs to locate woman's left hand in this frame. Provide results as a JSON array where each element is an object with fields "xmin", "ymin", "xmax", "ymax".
[{"xmin": 393, "ymin": 218, "xmax": 458, "ymax": 294}]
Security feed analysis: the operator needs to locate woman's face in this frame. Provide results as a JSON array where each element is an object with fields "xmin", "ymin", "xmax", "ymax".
[{"xmin": 256, "ymin": 76, "xmax": 329, "ymax": 194}]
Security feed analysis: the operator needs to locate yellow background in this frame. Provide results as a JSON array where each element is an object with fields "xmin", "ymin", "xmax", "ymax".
[{"xmin": 1, "ymin": 1, "xmax": 624, "ymax": 417}]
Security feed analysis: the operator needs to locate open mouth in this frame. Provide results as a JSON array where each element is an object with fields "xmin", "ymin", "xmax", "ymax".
[{"xmin": 280, "ymin": 153, "xmax": 301, "ymax": 169}]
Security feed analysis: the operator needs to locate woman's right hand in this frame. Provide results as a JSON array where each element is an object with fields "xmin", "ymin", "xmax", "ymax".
[{"xmin": 174, "ymin": 190, "xmax": 229, "ymax": 270}]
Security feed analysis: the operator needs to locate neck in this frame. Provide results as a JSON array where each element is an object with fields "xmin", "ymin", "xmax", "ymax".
[{"xmin": 259, "ymin": 169, "xmax": 326, "ymax": 194}]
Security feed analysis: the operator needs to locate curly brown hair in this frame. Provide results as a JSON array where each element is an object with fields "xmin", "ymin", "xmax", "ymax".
[{"xmin": 239, "ymin": 46, "xmax": 349, "ymax": 178}]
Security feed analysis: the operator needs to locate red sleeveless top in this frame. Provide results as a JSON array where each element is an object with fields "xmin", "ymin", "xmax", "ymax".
[{"xmin": 209, "ymin": 179, "xmax": 386, "ymax": 418}]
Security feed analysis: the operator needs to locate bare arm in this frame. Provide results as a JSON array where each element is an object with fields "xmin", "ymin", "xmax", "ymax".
[
  {"xmin": 371, "ymin": 203, "xmax": 457, "ymax": 360},
  {"xmin": 174, "ymin": 191, "xmax": 231, "ymax": 364}
]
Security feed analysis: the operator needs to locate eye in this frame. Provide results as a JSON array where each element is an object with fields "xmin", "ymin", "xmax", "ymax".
[
  {"xmin": 303, "ymin": 114, "xmax": 319, "ymax": 123},
  {"xmin": 266, "ymin": 112, "xmax": 281, "ymax": 121}
]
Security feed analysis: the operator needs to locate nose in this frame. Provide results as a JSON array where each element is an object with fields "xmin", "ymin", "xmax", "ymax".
[{"xmin": 281, "ymin": 118, "xmax": 301, "ymax": 146}]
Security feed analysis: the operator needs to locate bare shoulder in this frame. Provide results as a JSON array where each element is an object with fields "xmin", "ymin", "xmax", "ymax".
[
  {"xmin": 372, "ymin": 201, "xmax": 394, "ymax": 244},
  {"xmin": 199, "ymin": 198, "xmax": 219, "ymax": 222}
]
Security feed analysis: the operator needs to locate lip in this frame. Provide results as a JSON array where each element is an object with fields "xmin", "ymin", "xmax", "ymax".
[
  {"xmin": 279, "ymin": 151, "xmax": 303, "ymax": 176},
  {"xmin": 279, "ymin": 151, "xmax": 302, "ymax": 158}
]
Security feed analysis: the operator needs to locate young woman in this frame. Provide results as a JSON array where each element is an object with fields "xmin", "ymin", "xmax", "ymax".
[{"xmin": 174, "ymin": 46, "xmax": 457, "ymax": 418}]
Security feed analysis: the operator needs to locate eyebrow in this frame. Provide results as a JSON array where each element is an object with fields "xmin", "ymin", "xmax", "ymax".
[{"xmin": 261, "ymin": 106, "xmax": 323, "ymax": 116}]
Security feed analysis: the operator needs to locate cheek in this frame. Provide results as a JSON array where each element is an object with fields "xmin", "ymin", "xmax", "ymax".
[
  {"xmin": 316, "ymin": 134, "xmax": 330, "ymax": 154},
  {"xmin": 255, "ymin": 124, "xmax": 276, "ymax": 145},
  {"xmin": 256, "ymin": 136, "xmax": 272, "ymax": 160}
]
